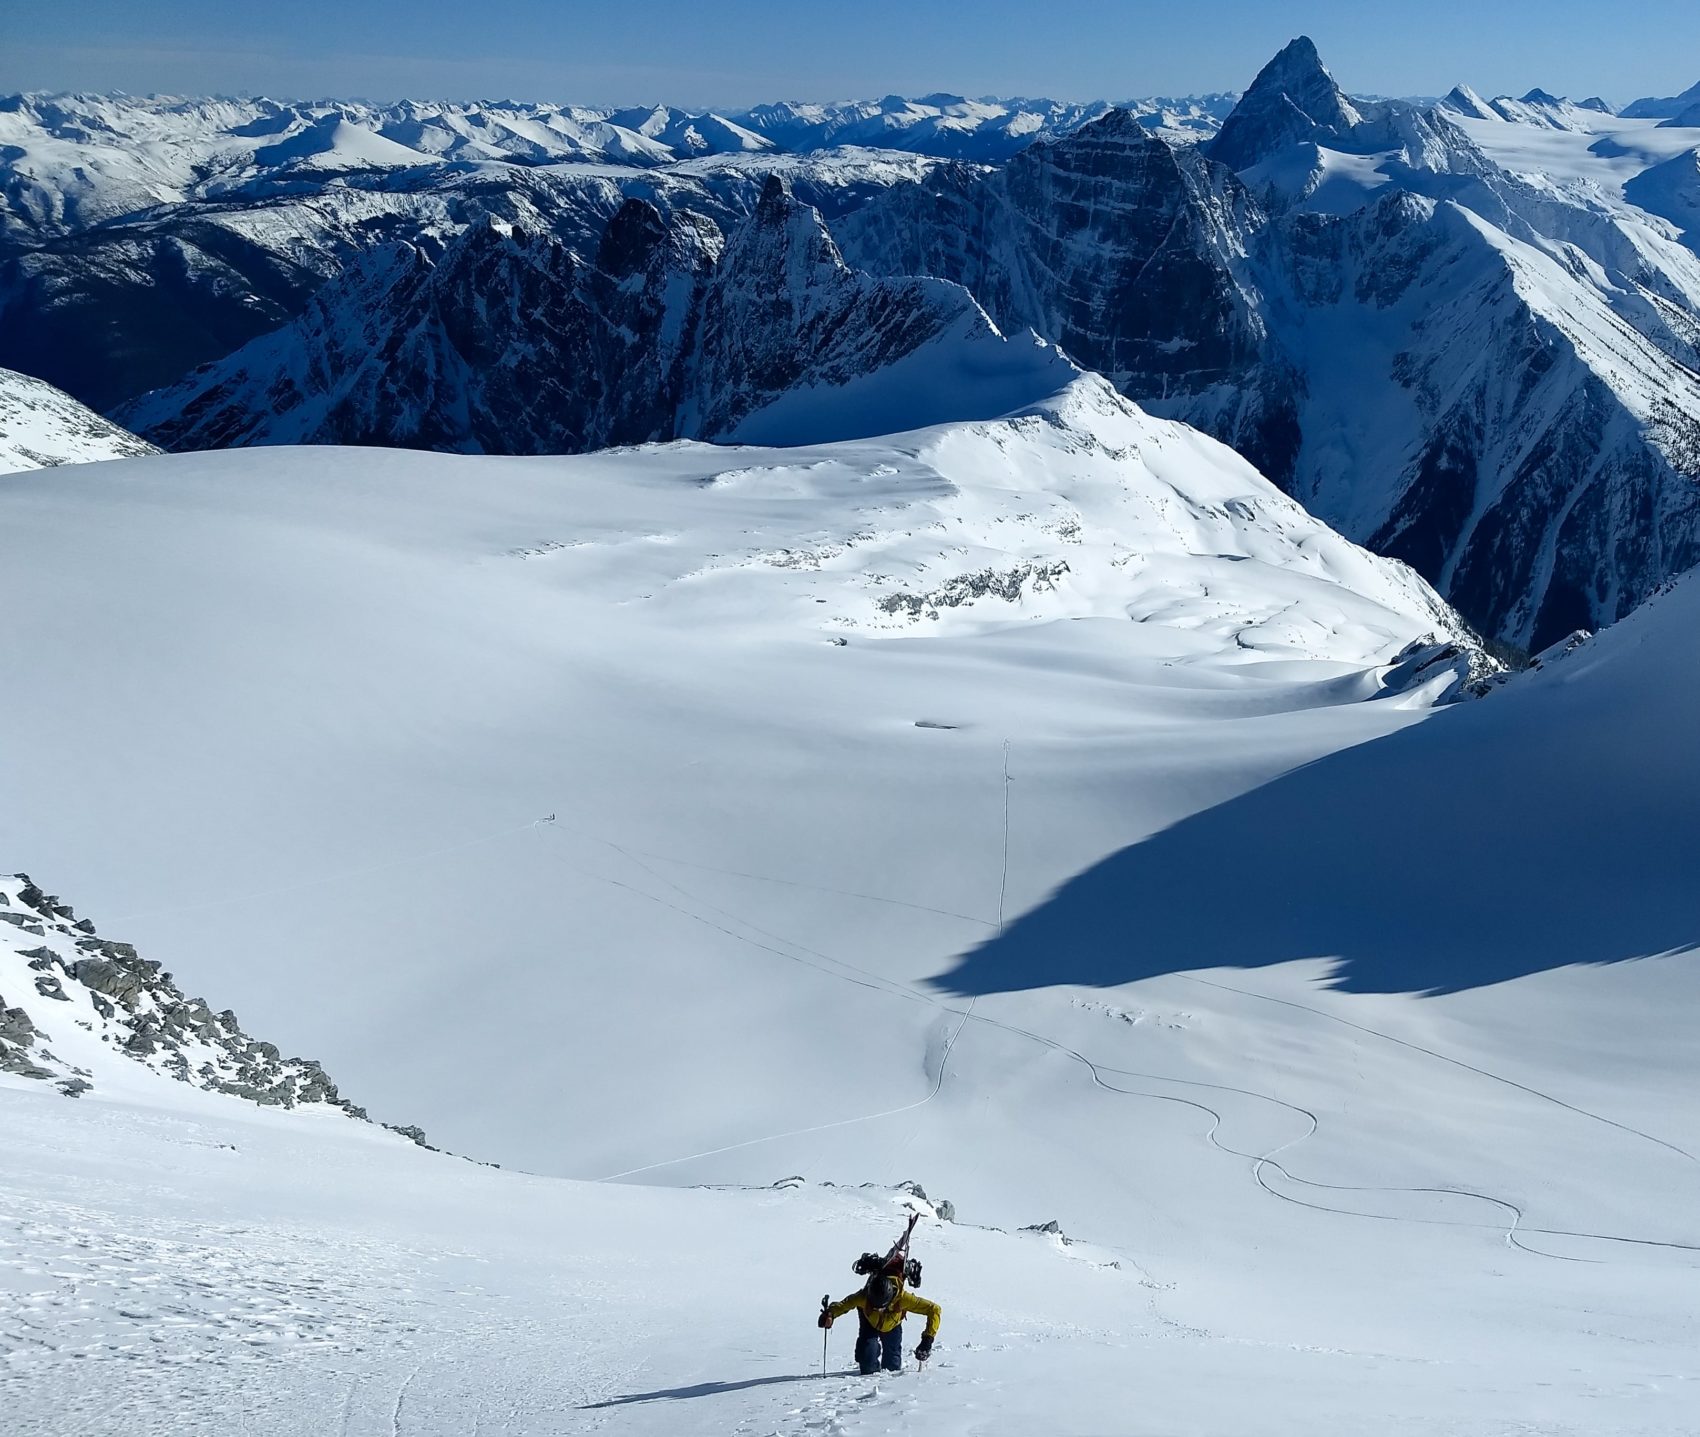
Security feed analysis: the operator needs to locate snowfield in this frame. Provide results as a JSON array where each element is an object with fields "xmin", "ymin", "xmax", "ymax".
[{"xmin": 2, "ymin": 366, "xmax": 1698, "ymax": 1433}]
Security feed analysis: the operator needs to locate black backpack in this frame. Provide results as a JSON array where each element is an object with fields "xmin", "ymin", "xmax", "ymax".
[{"xmin": 853, "ymin": 1250, "xmax": 922, "ymax": 1287}]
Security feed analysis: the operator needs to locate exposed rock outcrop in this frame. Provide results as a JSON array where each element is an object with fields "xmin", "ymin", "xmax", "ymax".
[{"xmin": 0, "ymin": 872, "xmax": 428, "ymax": 1143}]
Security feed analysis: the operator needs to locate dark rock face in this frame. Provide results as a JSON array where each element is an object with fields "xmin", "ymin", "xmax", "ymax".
[
  {"xmin": 845, "ymin": 113, "xmax": 1262, "ymax": 389},
  {"xmin": 33, "ymin": 972, "xmax": 70, "ymax": 1000},
  {"xmin": 72, "ymin": 957, "xmax": 145, "ymax": 1008},
  {"xmin": 837, "ymin": 110, "xmax": 1302, "ymax": 484},
  {"xmin": 0, "ymin": 165, "xmax": 669, "ymax": 414},
  {"xmin": 0, "ymin": 222, "xmax": 329, "ymax": 414},
  {"xmin": 681, "ymin": 176, "xmax": 1000, "ymax": 439},
  {"xmin": 123, "ymin": 180, "xmax": 1006, "ymax": 456},
  {"xmin": 0, "ymin": 150, "xmax": 927, "ymax": 417},
  {"xmin": 1207, "ymin": 36, "xmax": 1360, "ymax": 171},
  {"xmin": 120, "ymin": 210, "xmax": 717, "ymax": 453},
  {"xmin": 1278, "ymin": 192, "xmax": 1700, "ymax": 648}
]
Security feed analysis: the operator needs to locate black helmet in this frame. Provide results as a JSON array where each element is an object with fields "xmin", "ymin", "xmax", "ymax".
[{"xmin": 865, "ymin": 1274, "xmax": 898, "ymax": 1309}]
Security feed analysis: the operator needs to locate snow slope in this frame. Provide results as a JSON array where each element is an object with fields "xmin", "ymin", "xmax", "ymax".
[
  {"xmin": 2, "ymin": 412, "xmax": 1698, "ymax": 1433},
  {"xmin": 1446, "ymin": 106, "xmax": 1700, "ymax": 206},
  {"xmin": 0, "ymin": 365, "xmax": 157, "ymax": 472},
  {"xmin": 0, "ymin": 376, "xmax": 1483, "ymax": 1168}
]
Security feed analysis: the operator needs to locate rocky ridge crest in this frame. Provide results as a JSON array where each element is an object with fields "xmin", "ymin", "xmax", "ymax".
[{"xmin": 0, "ymin": 872, "xmax": 430, "ymax": 1145}]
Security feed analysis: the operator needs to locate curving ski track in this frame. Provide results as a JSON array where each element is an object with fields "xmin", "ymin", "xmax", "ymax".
[{"xmin": 534, "ymin": 805, "xmax": 1700, "ymax": 1267}]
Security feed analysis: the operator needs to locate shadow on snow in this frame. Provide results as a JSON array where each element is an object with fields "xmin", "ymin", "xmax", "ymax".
[
  {"xmin": 932, "ymin": 686, "xmax": 1700, "ymax": 997},
  {"xmin": 581, "ymin": 1373, "xmax": 822, "ymax": 1407}
]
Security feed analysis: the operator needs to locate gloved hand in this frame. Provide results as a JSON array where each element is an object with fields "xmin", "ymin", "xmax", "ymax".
[
  {"xmin": 817, "ymin": 1312, "xmax": 833, "ymax": 1329},
  {"xmin": 914, "ymin": 1336, "xmax": 933, "ymax": 1362}
]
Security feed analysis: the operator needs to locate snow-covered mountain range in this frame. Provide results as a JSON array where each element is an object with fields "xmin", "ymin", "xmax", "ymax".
[
  {"xmin": 838, "ymin": 40, "xmax": 1700, "ymax": 645},
  {"xmin": 119, "ymin": 180, "xmax": 1075, "ymax": 452},
  {"xmin": 1620, "ymin": 78, "xmax": 1700, "ymax": 121},
  {"xmin": 0, "ymin": 89, "xmax": 1233, "ymax": 244},
  {"xmin": 8, "ymin": 41, "xmax": 1698, "ymax": 646}
]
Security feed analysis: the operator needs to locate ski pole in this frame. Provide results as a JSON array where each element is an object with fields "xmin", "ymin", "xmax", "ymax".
[{"xmin": 821, "ymin": 1294, "xmax": 831, "ymax": 1377}]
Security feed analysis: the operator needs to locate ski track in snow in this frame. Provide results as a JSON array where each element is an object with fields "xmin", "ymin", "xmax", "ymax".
[
  {"xmin": 528, "ymin": 756, "xmax": 1700, "ymax": 1268},
  {"xmin": 556, "ymin": 737, "xmax": 1005, "ymax": 1183},
  {"xmin": 1178, "ymin": 972, "xmax": 1700, "ymax": 1169}
]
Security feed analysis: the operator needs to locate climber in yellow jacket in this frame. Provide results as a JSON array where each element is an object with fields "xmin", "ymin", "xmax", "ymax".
[{"xmin": 818, "ymin": 1267, "xmax": 941, "ymax": 1374}]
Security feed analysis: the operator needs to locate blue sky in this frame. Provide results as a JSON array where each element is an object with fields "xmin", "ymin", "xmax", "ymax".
[{"xmin": 6, "ymin": 0, "xmax": 1700, "ymax": 107}]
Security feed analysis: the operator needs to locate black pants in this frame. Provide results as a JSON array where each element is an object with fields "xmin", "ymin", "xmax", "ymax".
[{"xmin": 856, "ymin": 1317, "xmax": 903, "ymax": 1374}]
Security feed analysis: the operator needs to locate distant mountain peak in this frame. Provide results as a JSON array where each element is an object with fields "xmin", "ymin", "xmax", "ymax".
[
  {"xmin": 1074, "ymin": 104, "xmax": 1164, "ymax": 141},
  {"xmin": 1208, "ymin": 35, "xmax": 1361, "ymax": 170},
  {"xmin": 735, "ymin": 172, "xmax": 845, "ymax": 278},
  {"xmin": 1248, "ymin": 36, "xmax": 1352, "ymax": 117},
  {"xmin": 756, "ymin": 169, "xmax": 793, "ymax": 209},
  {"xmin": 1442, "ymin": 84, "xmax": 1499, "ymax": 119},
  {"xmin": 595, "ymin": 196, "xmax": 672, "ymax": 276},
  {"xmin": 1262, "ymin": 35, "xmax": 1327, "ymax": 80}
]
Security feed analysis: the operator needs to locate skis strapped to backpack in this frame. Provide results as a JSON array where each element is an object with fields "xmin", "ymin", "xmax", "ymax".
[{"xmin": 852, "ymin": 1209, "xmax": 923, "ymax": 1287}]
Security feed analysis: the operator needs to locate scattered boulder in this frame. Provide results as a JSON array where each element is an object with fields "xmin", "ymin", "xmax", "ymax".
[
  {"xmin": 0, "ymin": 1001, "xmax": 40, "ymax": 1046},
  {"xmin": 34, "ymin": 973, "xmax": 70, "ymax": 1001},
  {"xmin": 71, "ymin": 958, "xmax": 145, "ymax": 1008},
  {"xmin": 0, "ymin": 913, "xmax": 46, "ymax": 935}
]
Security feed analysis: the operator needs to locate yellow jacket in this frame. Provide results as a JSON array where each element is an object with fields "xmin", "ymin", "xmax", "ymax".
[{"xmin": 827, "ymin": 1285, "xmax": 941, "ymax": 1337}]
